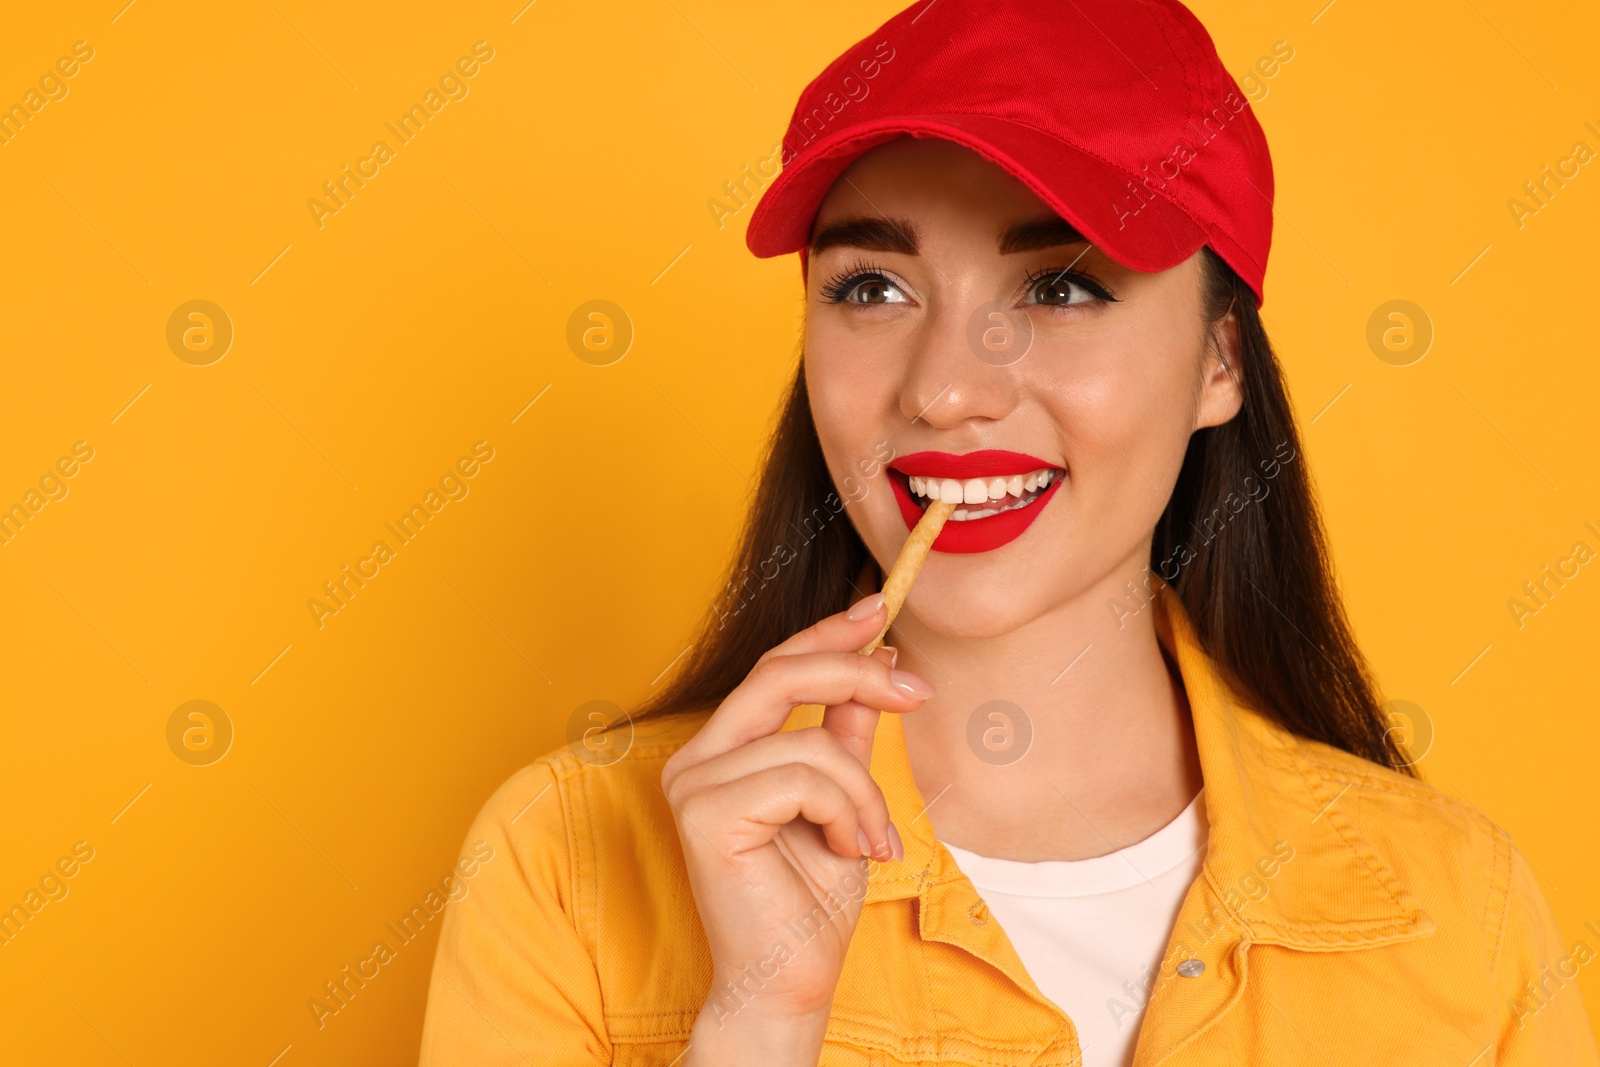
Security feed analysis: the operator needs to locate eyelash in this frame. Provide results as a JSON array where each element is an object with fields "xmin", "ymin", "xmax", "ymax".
[
  {"xmin": 1020, "ymin": 265, "xmax": 1120, "ymax": 305},
  {"xmin": 817, "ymin": 260, "xmax": 1120, "ymax": 307},
  {"xmin": 818, "ymin": 258, "xmax": 896, "ymax": 304}
]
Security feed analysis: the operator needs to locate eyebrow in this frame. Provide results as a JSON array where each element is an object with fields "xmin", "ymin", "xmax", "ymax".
[
  {"xmin": 998, "ymin": 216, "xmax": 1089, "ymax": 254},
  {"xmin": 809, "ymin": 216, "xmax": 920, "ymax": 257},
  {"xmin": 808, "ymin": 214, "xmax": 1089, "ymax": 257}
]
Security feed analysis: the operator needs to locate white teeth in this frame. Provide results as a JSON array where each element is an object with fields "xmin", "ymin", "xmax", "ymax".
[{"xmin": 908, "ymin": 465, "xmax": 1061, "ymax": 508}]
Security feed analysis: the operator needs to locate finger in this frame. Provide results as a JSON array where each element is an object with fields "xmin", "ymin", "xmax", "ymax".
[
  {"xmin": 820, "ymin": 700, "xmax": 879, "ymax": 768},
  {"xmin": 686, "ymin": 649, "xmax": 934, "ymax": 760},
  {"xmin": 669, "ymin": 727, "xmax": 894, "ymax": 861},
  {"xmin": 665, "ymin": 596, "xmax": 893, "ymax": 779},
  {"xmin": 752, "ymin": 592, "xmax": 887, "ymax": 667},
  {"xmin": 821, "ymin": 646, "xmax": 898, "ymax": 772},
  {"xmin": 676, "ymin": 762, "xmax": 864, "ymax": 860}
]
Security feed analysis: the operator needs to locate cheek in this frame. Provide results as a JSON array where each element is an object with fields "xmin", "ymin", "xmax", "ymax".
[
  {"xmin": 802, "ymin": 335, "xmax": 906, "ymax": 542},
  {"xmin": 803, "ymin": 320, "xmax": 902, "ymax": 451},
  {"xmin": 803, "ymin": 344, "xmax": 853, "ymax": 447},
  {"xmin": 1031, "ymin": 334, "xmax": 1201, "ymax": 522},
  {"xmin": 1042, "ymin": 338, "xmax": 1194, "ymax": 456}
]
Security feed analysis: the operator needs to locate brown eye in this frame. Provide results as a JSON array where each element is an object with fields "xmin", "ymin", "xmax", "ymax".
[
  {"xmin": 820, "ymin": 268, "xmax": 910, "ymax": 306},
  {"xmin": 850, "ymin": 278, "xmax": 901, "ymax": 304},
  {"xmin": 1029, "ymin": 274, "xmax": 1092, "ymax": 306},
  {"xmin": 1022, "ymin": 267, "xmax": 1118, "ymax": 308}
]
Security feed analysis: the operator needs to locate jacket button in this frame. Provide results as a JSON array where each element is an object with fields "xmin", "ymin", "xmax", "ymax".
[{"xmin": 1176, "ymin": 959, "xmax": 1205, "ymax": 978}]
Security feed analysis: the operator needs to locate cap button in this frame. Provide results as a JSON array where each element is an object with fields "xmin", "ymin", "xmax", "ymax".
[{"xmin": 1176, "ymin": 958, "xmax": 1206, "ymax": 978}]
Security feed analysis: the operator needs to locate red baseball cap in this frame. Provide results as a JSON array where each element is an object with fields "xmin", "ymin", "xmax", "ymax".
[{"xmin": 744, "ymin": 0, "xmax": 1274, "ymax": 308}]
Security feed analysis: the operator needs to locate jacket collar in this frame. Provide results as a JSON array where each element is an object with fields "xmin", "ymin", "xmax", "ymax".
[{"xmin": 857, "ymin": 582, "xmax": 1435, "ymax": 951}]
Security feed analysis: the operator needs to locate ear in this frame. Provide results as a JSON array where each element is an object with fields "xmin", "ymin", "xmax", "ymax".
[{"xmin": 1194, "ymin": 294, "xmax": 1244, "ymax": 430}]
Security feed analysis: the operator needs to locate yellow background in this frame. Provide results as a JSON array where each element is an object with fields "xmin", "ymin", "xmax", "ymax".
[{"xmin": 2, "ymin": 0, "xmax": 1596, "ymax": 1062}]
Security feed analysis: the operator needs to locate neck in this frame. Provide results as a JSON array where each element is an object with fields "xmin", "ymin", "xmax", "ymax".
[{"xmin": 886, "ymin": 553, "xmax": 1203, "ymax": 863}]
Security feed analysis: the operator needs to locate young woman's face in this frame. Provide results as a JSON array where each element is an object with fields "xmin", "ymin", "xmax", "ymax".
[{"xmin": 804, "ymin": 136, "xmax": 1242, "ymax": 638}]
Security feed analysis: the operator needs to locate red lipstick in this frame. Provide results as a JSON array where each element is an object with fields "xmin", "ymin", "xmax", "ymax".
[{"xmin": 888, "ymin": 450, "xmax": 1064, "ymax": 554}]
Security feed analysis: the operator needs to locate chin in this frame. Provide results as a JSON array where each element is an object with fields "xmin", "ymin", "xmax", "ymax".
[{"xmin": 893, "ymin": 571, "xmax": 1047, "ymax": 640}]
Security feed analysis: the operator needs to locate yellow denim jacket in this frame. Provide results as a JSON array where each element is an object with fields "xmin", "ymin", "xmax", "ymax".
[{"xmin": 419, "ymin": 587, "xmax": 1600, "ymax": 1065}]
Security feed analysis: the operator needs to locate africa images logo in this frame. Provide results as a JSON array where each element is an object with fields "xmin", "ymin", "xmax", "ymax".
[{"xmin": 1110, "ymin": 85, "xmax": 1254, "ymax": 231}]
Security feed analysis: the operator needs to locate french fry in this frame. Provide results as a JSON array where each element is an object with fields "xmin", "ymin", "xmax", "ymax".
[{"xmin": 858, "ymin": 500, "xmax": 956, "ymax": 656}]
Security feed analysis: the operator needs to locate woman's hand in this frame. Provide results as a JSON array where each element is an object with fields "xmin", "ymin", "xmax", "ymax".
[{"xmin": 661, "ymin": 592, "xmax": 935, "ymax": 1066}]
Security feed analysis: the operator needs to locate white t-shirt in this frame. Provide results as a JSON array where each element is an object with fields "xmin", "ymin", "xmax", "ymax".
[{"xmin": 940, "ymin": 789, "xmax": 1207, "ymax": 1067}]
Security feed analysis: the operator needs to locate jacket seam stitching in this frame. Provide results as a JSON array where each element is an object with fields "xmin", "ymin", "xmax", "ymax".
[
  {"xmin": 562, "ymin": 756, "xmax": 604, "ymax": 1008},
  {"xmin": 1303, "ymin": 757, "xmax": 1497, "ymax": 828},
  {"xmin": 1245, "ymin": 919, "xmax": 1428, "ymax": 940},
  {"xmin": 910, "ymin": 881, "xmax": 951, "ymax": 1059},
  {"xmin": 1197, "ymin": 665, "xmax": 1420, "ymax": 938},
  {"xmin": 1152, "ymin": 935, "xmax": 1252, "ymax": 1066},
  {"xmin": 1287, "ymin": 735, "xmax": 1416, "ymax": 918},
  {"xmin": 530, "ymin": 754, "xmax": 615, "ymax": 1059},
  {"xmin": 539, "ymin": 754, "xmax": 585, "ymax": 933},
  {"xmin": 592, "ymin": 740, "xmax": 700, "ymax": 761},
  {"xmin": 1485, "ymin": 825, "xmax": 1516, "ymax": 1008},
  {"xmin": 827, "ymin": 1014, "xmax": 1072, "ymax": 1065}
]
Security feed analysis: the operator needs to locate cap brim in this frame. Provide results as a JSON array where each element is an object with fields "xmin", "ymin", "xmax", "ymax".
[{"xmin": 746, "ymin": 113, "xmax": 1208, "ymax": 277}]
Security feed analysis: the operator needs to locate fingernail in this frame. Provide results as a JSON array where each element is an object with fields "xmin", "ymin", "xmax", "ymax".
[
  {"xmin": 883, "ymin": 645, "xmax": 899, "ymax": 669},
  {"xmin": 847, "ymin": 592, "xmax": 886, "ymax": 621},
  {"xmin": 890, "ymin": 670, "xmax": 935, "ymax": 699},
  {"xmin": 887, "ymin": 821, "xmax": 904, "ymax": 862},
  {"xmin": 856, "ymin": 828, "xmax": 872, "ymax": 858}
]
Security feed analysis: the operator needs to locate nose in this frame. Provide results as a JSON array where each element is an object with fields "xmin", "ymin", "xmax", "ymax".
[{"xmin": 898, "ymin": 299, "xmax": 1020, "ymax": 430}]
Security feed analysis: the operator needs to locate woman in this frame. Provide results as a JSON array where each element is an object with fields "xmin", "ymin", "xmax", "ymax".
[{"xmin": 419, "ymin": 1, "xmax": 1599, "ymax": 1064}]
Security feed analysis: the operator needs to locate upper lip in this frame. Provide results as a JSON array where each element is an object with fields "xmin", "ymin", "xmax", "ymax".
[{"xmin": 890, "ymin": 450, "xmax": 1061, "ymax": 479}]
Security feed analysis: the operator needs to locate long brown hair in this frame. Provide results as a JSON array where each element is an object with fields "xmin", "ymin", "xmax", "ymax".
[{"xmin": 634, "ymin": 247, "xmax": 1414, "ymax": 775}]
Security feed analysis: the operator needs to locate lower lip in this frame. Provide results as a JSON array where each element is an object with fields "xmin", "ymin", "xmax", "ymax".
[{"xmin": 888, "ymin": 473, "xmax": 1063, "ymax": 554}]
